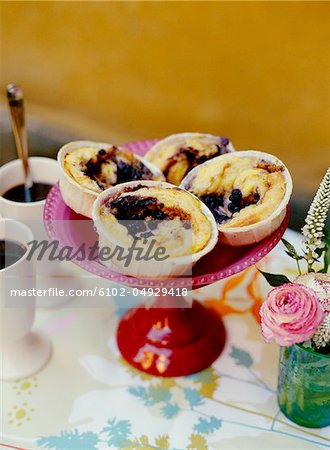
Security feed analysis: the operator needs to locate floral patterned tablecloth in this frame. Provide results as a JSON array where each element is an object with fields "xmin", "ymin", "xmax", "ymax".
[{"xmin": 1, "ymin": 230, "xmax": 330, "ymax": 450}]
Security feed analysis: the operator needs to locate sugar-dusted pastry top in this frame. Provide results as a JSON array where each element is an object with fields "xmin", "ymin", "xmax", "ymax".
[
  {"xmin": 146, "ymin": 133, "xmax": 234, "ymax": 185},
  {"xmin": 64, "ymin": 146, "xmax": 161, "ymax": 193},
  {"xmin": 98, "ymin": 185, "xmax": 213, "ymax": 257},
  {"xmin": 181, "ymin": 154, "xmax": 286, "ymax": 229}
]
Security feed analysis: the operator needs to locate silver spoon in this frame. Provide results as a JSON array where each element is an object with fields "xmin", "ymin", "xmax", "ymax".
[{"xmin": 6, "ymin": 84, "xmax": 32, "ymax": 202}]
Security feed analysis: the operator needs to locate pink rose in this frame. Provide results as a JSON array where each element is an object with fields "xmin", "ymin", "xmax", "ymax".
[{"xmin": 260, "ymin": 283, "xmax": 325, "ymax": 346}]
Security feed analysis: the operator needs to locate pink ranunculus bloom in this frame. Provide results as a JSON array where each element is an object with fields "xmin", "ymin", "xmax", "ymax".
[{"xmin": 260, "ymin": 283, "xmax": 325, "ymax": 346}]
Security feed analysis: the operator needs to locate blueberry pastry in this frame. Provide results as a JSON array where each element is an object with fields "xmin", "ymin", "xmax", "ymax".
[
  {"xmin": 145, "ymin": 133, "xmax": 235, "ymax": 185},
  {"xmin": 92, "ymin": 181, "xmax": 218, "ymax": 278},
  {"xmin": 58, "ymin": 141, "xmax": 164, "ymax": 217},
  {"xmin": 180, "ymin": 151, "xmax": 292, "ymax": 246}
]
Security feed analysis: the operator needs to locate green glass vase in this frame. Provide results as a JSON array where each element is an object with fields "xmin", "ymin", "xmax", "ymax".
[{"xmin": 278, "ymin": 344, "xmax": 330, "ymax": 428}]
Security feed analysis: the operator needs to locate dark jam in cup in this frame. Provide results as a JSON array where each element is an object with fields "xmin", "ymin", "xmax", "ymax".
[{"xmin": 3, "ymin": 183, "xmax": 52, "ymax": 203}]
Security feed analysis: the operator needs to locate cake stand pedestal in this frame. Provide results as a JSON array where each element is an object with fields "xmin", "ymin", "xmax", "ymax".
[
  {"xmin": 117, "ymin": 298, "xmax": 226, "ymax": 377},
  {"xmin": 44, "ymin": 139, "xmax": 289, "ymax": 377}
]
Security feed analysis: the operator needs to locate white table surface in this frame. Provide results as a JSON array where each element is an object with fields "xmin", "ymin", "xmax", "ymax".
[{"xmin": 1, "ymin": 230, "xmax": 330, "ymax": 449}]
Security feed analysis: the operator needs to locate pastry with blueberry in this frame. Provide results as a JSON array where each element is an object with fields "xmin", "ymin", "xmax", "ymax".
[
  {"xmin": 180, "ymin": 151, "xmax": 292, "ymax": 246},
  {"xmin": 92, "ymin": 181, "xmax": 218, "ymax": 278},
  {"xmin": 58, "ymin": 141, "xmax": 164, "ymax": 217},
  {"xmin": 145, "ymin": 132, "xmax": 235, "ymax": 185}
]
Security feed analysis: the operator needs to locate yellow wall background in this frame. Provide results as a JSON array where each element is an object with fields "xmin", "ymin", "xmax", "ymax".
[{"xmin": 1, "ymin": 2, "xmax": 329, "ymax": 196}]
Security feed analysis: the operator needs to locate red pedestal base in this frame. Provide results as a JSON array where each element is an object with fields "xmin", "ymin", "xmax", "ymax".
[{"xmin": 117, "ymin": 299, "xmax": 226, "ymax": 377}]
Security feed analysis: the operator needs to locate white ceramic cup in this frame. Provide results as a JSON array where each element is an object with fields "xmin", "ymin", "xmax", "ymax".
[
  {"xmin": 0, "ymin": 157, "xmax": 59, "ymax": 222},
  {"xmin": 0, "ymin": 157, "xmax": 78, "ymax": 307},
  {"xmin": 0, "ymin": 219, "xmax": 52, "ymax": 380}
]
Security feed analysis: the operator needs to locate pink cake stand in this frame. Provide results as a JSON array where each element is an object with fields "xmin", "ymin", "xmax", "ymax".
[{"xmin": 44, "ymin": 139, "xmax": 289, "ymax": 377}]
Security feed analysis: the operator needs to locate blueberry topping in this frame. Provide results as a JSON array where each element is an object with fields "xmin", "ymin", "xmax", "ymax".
[
  {"xmin": 84, "ymin": 147, "xmax": 155, "ymax": 187},
  {"xmin": 85, "ymin": 160, "xmax": 99, "ymax": 179},
  {"xmin": 199, "ymin": 186, "xmax": 260, "ymax": 225},
  {"xmin": 201, "ymin": 193, "xmax": 224, "ymax": 209},
  {"xmin": 213, "ymin": 212, "xmax": 229, "ymax": 223},
  {"xmin": 164, "ymin": 140, "xmax": 233, "ymax": 182},
  {"xmin": 200, "ymin": 194, "xmax": 230, "ymax": 223},
  {"xmin": 154, "ymin": 210, "xmax": 167, "ymax": 220},
  {"xmin": 107, "ymin": 195, "xmax": 170, "ymax": 236},
  {"xmin": 116, "ymin": 161, "xmax": 143, "ymax": 183},
  {"xmin": 228, "ymin": 203, "xmax": 241, "ymax": 213},
  {"xmin": 229, "ymin": 189, "xmax": 242, "ymax": 203},
  {"xmin": 116, "ymin": 160, "xmax": 154, "ymax": 184},
  {"xmin": 130, "ymin": 213, "xmax": 144, "ymax": 220},
  {"xmin": 107, "ymin": 194, "xmax": 191, "ymax": 237}
]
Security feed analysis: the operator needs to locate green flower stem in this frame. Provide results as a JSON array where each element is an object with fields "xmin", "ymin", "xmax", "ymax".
[{"xmin": 296, "ymin": 259, "xmax": 302, "ymax": 275}]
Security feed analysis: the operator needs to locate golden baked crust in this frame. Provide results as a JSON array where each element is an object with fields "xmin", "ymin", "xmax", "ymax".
[
  {"xmin": 98, "ymin": 186, "xmax": 213, "ymax": 257},
  {"xmin": 64, "ymin": 145, "xmax": 162, "ymax": 193},
  {"xmin": 146, "ymin": 133, "xmax": 234, "ymax": 185},
  {"xmin": 181, "ymin": 154, "xmax": 286, "ymax": 229}
]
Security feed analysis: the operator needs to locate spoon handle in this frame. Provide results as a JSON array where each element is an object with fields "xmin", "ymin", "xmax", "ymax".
[{"xmin": 6, "ymin": 84, "xmax": 33, "ymax": 189}]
